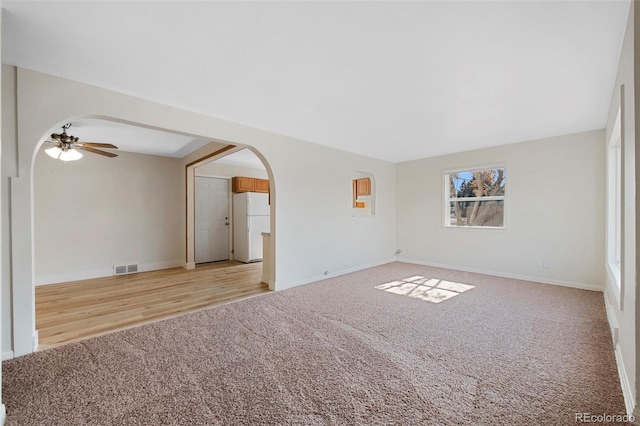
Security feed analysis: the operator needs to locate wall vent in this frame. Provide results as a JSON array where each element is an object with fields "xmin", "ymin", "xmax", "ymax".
[{"xmin": 114, "ymin": 264, "xmax": 139, "ymax": 276}]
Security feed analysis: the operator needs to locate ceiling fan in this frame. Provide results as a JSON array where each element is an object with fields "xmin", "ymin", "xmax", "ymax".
[{"xmin": 44, "ymin": 123, "xmax": 119, "ymax": 161}]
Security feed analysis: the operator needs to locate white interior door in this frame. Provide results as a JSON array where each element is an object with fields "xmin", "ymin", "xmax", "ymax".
[{"xmin": 195, "ymin": 177, "xmax": 230, "ymax": 263}]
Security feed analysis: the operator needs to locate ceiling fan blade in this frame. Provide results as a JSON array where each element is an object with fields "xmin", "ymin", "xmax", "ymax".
[
  {"xmin": 77, "ymin": 146, "xmax": 118, "ymax": 158},
  {"xmin": 76, "ymin": 142, "xmax": 118, "ymax": 149}
]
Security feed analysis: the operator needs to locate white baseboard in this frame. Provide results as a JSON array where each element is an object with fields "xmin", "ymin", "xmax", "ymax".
[
  {"xmin": 275, "ymin": 258, "xmax": 396, "ymax": 291},
  {"xmin": 0, "ymin": 403, "xmax": 6, "ymax": 425},
  {"xmin": 35, "ymin": 260, "xmax": 185, "ymax": 286},
  {"xmin": 615, "ymin": 348, "xmax": 637, "ymax": 417},
  {"xmin": 2, "ymin": 351, "xmax": 14, "ymax": 361},
  {"xmin": 32, "ymin": 330, "xmax": 39, "ymax": 352},
  {"xmin": 400, "ymin": 258, "xmax": 604, "ymax": 292},
  {"xmin": 604, "ymin": 291, "xmax": 636, "ymax": 417},
  {"xmin": 36, "ymin": 267, "xmax": 113, "ymax": 286},
  {"xmin": 612, "ymin": 334, "xmax": 636, "ymax": 416},
  {"xmin": 138, "ymin": 260, "xmax": 184, "ymax": 273}
]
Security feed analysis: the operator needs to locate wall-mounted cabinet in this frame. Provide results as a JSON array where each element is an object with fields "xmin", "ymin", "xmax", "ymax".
[
  {"xmin": 353, "ymin": 177, "xmax": 371, "ymax": 208},
  {"xmin": 254, "ymin": 178, "xmax": 270, "ymax": 193},
  {"xmin": 232, "ymin": 176, "xmax": 269, "ymax": 193},
  {"xmin": 351, "ymin": 174, "xmax": 374, "ymax": 216},
  {"xmin": 355, "ymin": 178, "xmax": 371, "ymax": 197},
  {"xmin": 232, "ymin": 176, "xmax": 255, "ymax": 193}
]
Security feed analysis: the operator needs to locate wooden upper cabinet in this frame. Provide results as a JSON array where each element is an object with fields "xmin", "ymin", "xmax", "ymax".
[
  {"xmin": 352, "ymin": 177, "xmax": 371, "ymax": 208},
  {"xmin": 355, "ymin": 178, "xmax": 371, "ymax": 197},
  {"xmin": 254, "ymin": 178, "xmax": 269, "ymax": 193},
  {"xmin": 232, "ymin": 176, "xmax": 255, "ymax": 193},
  {"xmin": 232, "ymin": 176, "xmax": 269, "ymax": 193}
]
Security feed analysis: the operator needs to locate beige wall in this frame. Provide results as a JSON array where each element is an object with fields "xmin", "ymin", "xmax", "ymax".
[
  {"xmin": 0, "ymin": 7, "xmax": 5, "ymax": 422},
  {"xmin": 1, "ymin": 67, "xmax": 397, "ymax": 357},
  {"xmin": 196, "ymin": 161, "xmax": 267, "ymax": 179},
  {"xmin": 396, "ymin": 129, "xmax": 605, "ymax": 290},
  {"xmin": 33, "ymin": 149, "xmax": 183, "ymax": 285},
  {"xmin": 1, "ymin": 65, "xmax": 16, "ymax": 355}
]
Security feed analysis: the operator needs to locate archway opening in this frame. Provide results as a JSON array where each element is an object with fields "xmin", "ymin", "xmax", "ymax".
[
  {"xmin": 31, "ymin": 118, "xmax": 276, "ymax": 350},
  {"xmin": 186, "ymin": 145, "xmax": 276, "ymax": 290}
]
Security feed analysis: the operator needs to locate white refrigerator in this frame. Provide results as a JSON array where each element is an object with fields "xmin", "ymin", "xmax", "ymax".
[{"xmin": 233, "ymin": 192, "xmax": 270, "ymax": 263}]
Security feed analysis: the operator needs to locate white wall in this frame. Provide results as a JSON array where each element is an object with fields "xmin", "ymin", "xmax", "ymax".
[
  {"xmin": 396, "ymin": 129, "xmax": 605, "ymax": 290},
  {"xmin": 33, "ymin": 148, "xmax": 183, "ymax": 285},
  {"xmin": 1, "ymin": 67, "xmax": 396, "ymax": 356},
  {"xmin": 603, "ymin": 1, "xmax": 637, "ymax": 418}
]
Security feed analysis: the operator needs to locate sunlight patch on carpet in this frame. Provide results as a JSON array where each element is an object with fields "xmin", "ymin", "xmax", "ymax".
[{"xmin": 375, "ymin": 276, "xmax": 474, "ymax": 303}]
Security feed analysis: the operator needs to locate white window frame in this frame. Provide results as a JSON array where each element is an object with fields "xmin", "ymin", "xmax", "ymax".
[
  {"xmin": 443, "ymin": 164, "xmax": 507, "ymax": 230},
  {"xmin": 606, "ymin": 106, "xmax": 622, "ymax": 309}
]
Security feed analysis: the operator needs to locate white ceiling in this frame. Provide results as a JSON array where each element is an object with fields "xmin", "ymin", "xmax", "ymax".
[
  {"xmin": 214, "ymin": 149, "xmax": 266, "ymax": 171},
  {"xmin": 2, "ymin": 1, "xmax": 630, "ymax": 163},
  {"xmin": 63, "ymin": 119, "xmax": 210, "ymax": 158}
]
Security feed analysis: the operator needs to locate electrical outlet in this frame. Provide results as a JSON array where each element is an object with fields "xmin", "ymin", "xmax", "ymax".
[{"xmin": 543, "ymin": 259, "xmax": 551, "ymax": 269}]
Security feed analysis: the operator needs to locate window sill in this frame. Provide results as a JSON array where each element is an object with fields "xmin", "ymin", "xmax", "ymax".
[{"xmin": 443, "ymin": 225, "xmax": 507, "ymax": 232}]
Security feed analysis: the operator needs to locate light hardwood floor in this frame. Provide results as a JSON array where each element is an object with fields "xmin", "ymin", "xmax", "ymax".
[{"xmin": 36, "ymin": 261, "xmax": 269, "ymax": 350}]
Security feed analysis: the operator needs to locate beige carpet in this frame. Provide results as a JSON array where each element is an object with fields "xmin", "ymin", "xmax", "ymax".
[{"xmin": 2, "ymin": 262, "xmax": 628, "ymax": 425}]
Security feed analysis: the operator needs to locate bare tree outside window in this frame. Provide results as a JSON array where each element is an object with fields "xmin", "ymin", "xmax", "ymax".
[{"xmin": 446, "ymin": 167, "xmax": 505, "ymax": 227}]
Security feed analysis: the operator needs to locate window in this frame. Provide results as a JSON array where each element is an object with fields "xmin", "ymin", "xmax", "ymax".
[
  {"xmin": 607, "ymin": 105, "xmax": 622, "ymax": 303},
  {"xmin": 444, "ymin": 166, "xmax": 506, "ymax": 228}
]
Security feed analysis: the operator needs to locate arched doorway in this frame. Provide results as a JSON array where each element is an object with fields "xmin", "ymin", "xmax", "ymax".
[
  {"xmin": 25, "ymin": 117, "xmax": 277, "ymax": 352},
  {"xmin": 6, "ymin": 68, "xmax": 283, "ymax": 358},
  {"xmin": 185, "ymin": 146, "xmax": 276, "ymax": 289}
]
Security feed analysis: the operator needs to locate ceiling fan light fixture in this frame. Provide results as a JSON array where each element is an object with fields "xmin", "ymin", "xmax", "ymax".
[
  {"xmin": 45, "ymin": 145, "xmax": 62, "ymax": 159},
  {"xmin": 59, "ymin": 148, "xmax": 83, "ymax": 162},
  {"xmin": 44, "ymin": 124, "xmax": 118, "ymax": 160}
]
